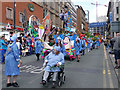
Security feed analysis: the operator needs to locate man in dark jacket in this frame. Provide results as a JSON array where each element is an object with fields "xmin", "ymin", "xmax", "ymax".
[{"xmin": 111, "ymin": 33, "xmax": 120, "ymax": 69}]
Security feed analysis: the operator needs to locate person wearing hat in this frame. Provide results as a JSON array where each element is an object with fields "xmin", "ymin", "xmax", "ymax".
[
  {"xmin": 42, "ymin": 46, "xmax": 64, "ymax": 88},
  {"xmin": 96, "ymin": 38, "xmax": 100, "ymax": 49},
  {"xmin": 81, "ymin": 37, "xmax": 86, "ymax": 56},
  {"xmin": 54, "ymin": 37, "xmax": 66, "ymax": 56},
  {"xmin": 35, "ymin": 37, "xmax": 43, "ymax": 61},
  {"xmin": 87, "ymin": 37, "xmax": 91, "ymax": 52},
  {"xmin": 5, "ymin": 34, "xmax": 22, "ymax": 87},
  {"xmin": 74, "ymin": 37, "xmax": 81, "ymax": 62}
]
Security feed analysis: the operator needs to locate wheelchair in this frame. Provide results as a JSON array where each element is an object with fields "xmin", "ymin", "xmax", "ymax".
[{"xmin": 41, "ymin": 65, "xmax": 66, "ymax": 88}]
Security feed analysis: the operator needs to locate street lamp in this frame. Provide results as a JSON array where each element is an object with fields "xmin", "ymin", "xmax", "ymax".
[{"xmin": 14, "ymin": 0, "xmax": 16, "ymax": 31}]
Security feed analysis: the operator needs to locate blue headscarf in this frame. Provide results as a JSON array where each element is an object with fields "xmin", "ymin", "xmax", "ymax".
[
  {"xmin": 10, "ymin": 34, "xmax": 17, "ymax": 42},
  {"xmin": 54, "ymin": 46, "xmax": 61, "ymax": 52}
]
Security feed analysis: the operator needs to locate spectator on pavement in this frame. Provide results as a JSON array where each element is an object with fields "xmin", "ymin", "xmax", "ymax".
[
  {"xmin": 111, "ymin": 33, "xmax": 120, "ymax": 69},
  {"xmin": 1, "ymin": 36, "xmax": 7, "ymax": 64},
  {"xmin": 5, "ymin": 34, "xmax": 22, "ymax": 87}
]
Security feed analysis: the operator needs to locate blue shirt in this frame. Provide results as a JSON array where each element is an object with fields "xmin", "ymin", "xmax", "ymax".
[
  {"xmin": 0, "ymin": 39, "xmax": 2, "ymax": 49},
  {"xmin": 1, "ymin": 40, "xmax": 6, "ymax": 50}
]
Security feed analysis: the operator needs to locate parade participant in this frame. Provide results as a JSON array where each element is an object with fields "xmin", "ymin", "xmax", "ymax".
[
  {"xmin": 35, "ymin": 37, "xmax": 43, "ymax": 61},
  {"xmin": 48, "ymin": 35, "xmax": 55, "ymax": 46},
  {"xmin": 1, "ymin": 36, "xmax": 7, "ymax": 64},
  {"xmin": 27, "ymin": 35, "xmax": 32, "ymax": 55},
  {"xmin": 16, "ymin": 39, "xmax": 21, "ymax": 58},
  {"xmin": 86, "ymin": 37, "xmax": 91, "ymax": 52},
  {"xmin": 54, "ymin": 37, "xmax": 66, "ymax": 56},
  {"xmin": 42, "ymin": 46, "xmax": 64, "ymax": 87},
  {"xmin": 81, "ymin": 37, "xmax": 86, "ymax": 56},
  {"xmin": 74, "ymin": 37, "xmax": 81, "ymax": 62},
  {"xmin": 5, "ymin": 34, "xmax": 22, "ymax": 87},
  {"xmin": 57, "ymin": 31, "xmax": 64, "ymax": 40},
  {"xmin": 96, "ymin": 39, "xmax": 100, "ymax": 49}
]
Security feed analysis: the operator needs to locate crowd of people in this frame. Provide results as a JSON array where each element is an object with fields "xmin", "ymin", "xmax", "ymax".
[{"xmin": 0, "ymin": 30, "xmax": 105, "ymax": 88}]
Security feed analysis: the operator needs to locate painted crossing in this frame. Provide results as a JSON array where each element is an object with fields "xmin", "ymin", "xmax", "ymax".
[{"xmin": 20, "ymin": 65, "xmax": 44, "ymax": 74}]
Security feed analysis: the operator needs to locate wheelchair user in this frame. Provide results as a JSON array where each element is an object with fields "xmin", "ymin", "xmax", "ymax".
[{"xmin": 42, "ymin": 46, "xmax": 64, "ymax": 87}]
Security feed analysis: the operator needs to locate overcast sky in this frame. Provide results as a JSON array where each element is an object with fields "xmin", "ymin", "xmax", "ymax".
[{"xmin": 71, "ymin": 0, "xmax": 110, "ymax": 23}]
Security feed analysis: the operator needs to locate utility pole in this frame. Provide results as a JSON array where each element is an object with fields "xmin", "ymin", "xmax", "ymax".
[{"xmin": 14, "ymin": 0, "xmax": 16, "ymax": 31}]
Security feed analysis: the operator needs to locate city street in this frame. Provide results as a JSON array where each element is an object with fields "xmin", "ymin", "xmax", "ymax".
[
  {"xmin": 0, "ymin": 0, "xmax": 120, "ymax": 89},
  {"xmin": 1, "ymin": 44, "xmax": 119, "ymax": 88}
]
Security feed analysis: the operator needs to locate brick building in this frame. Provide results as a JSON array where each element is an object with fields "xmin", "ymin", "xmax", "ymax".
[
  {"xmin": 0, "ymin": 1, "xmax": 43, "ymax": 32},
  {"xmin": 77, "ymin": 6, "xmax": 86, "ymax": 34}
]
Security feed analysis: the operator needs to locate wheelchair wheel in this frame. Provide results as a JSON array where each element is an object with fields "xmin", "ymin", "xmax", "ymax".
[
  {"xmin": 58, "ymin": 80, "xmax": 62, "ymax": 87},
  {"xmin": 62, "ymin": 74, "xmax": 66, "ymax": 84}
]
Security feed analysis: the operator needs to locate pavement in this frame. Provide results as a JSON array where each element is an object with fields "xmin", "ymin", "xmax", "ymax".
[
  {"xmin": 107, "ymin": 49, "xmax": 120, "ymax": 85},
  {"xmin": 1, "ymin": 44, "xmax": 120, "ymax": 88}
]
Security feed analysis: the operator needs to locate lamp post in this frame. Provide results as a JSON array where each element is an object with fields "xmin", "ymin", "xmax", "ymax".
[{"xmin": 14, "ymin": 0, "xmax": 16, "ymax": 31}]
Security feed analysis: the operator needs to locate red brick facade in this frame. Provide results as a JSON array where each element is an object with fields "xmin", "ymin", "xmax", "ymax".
[
  {"xmin": 77, "ymin": 8, "xmax": 81, "ymax": 33},
  {"xmin": 85, "ymin": 22, "xmax": 88, "ymax": 32},
  {"xmin": 1, "ymin": 1, "xmax": 43, "ymax": 31}
]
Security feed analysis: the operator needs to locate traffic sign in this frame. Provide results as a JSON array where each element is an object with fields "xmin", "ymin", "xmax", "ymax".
[{"xmin": 6, "ymin": 23, "xmax": 12, "ymax": 30}]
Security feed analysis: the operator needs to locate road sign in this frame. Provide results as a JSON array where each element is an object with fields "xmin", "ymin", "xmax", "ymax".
[{"xmin": 6, "ymin": 23, "xmax": 11, "ymax": 30}]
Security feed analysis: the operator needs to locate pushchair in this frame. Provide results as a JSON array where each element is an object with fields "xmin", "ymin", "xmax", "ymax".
[{"xmin": 41, "ymin": 64, "xmax": 65, "ymax": 88}]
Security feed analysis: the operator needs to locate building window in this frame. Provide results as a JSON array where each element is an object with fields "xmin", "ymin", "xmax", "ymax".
[
  {"xmin": 6, "ymin": 7, "xmax": 13, "ymax": 20},
  {"xmin": 43, "ymin": 9, "xmax": 45, "ymax": 18},
  {"xmin": 116, "ymin": 7, "xmax": 119, "ymax": 14},
  {"xmin": 19, "ymin": 12, "xmax": 24, "ymax": 22}
]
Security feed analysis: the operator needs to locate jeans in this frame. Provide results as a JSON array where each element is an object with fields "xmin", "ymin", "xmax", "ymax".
[{"xmin": 1, "ymin": 49, "xmax": 6, "ymax": 63}]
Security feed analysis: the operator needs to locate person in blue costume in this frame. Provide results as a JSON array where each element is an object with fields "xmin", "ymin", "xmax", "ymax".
[
  {"xmin": 74, "ymin": 37, "xmax": 81, "ymax": 62},
  {"xmin": 81, "ymin": 37, "xmax": 86, "ymax": 55},
  {"xmin": 42, "ymin": 46, "xmax": 64, "ymax": 87},
  {"xmin": 57, "ymin": 32, "xmax": 64, "ymax": 40},
  {"xmin": 1, "ymin": 36, "xmax": 7, "ymax": 63},
  {"xmin": 87, "ymin": 37, "xmax": 91, "ymax": 52},
  {"xmin": 5, "ymin": 34, "xmax": 22, "ymax": 87},
  {"xmin": 96, "ymin": 38, "xmax": 100, "ymax": 49},
  {"xmin": 35, "ymin": 37, "xmax": 43, "ymax": 61},
  {"xmin": 54, "ymin": 37, "xmax": 66, "ymax": 56}
]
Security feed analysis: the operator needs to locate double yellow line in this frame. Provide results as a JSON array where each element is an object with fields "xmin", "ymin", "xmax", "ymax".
[{"xmin": 103, "ymin": 46, "xmax": 114, "ymax": 88}]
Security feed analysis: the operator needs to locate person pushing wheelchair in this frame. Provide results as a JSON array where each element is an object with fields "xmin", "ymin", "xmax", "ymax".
[{"xmin": 41, "ymin": 46, "xmax": 64, "ymax": 88}]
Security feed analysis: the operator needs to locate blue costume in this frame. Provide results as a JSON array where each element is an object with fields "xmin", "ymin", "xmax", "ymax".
[
  {"xmin": 5, "ymin": 34, "xmax": 20, "ymax": 76},
  {"xmin": 54, "ymin": 44, "xmax": 66, "ymax": 56},
  {"xmin": 81, "ymin": 39, "xmax": 86, "ymax": 55},
  {"xmin": 54, "ymin": 37, "xmax": 66, "ymax": 56},
  {"xmin": 1, "ymin": 39, "xmax": 7, "ymax": 63},
  {"xmin": 81, "ymin": 39, "xmax": 86, "ymax": 50},
  {"xmin": 44, "ymin": 46, "xmax": 64, "ymax": 72},
  {"xmin": 74, "ymin": 40, "xmax": 80, "ymax": 56},
  {"xmin": 96, "ymin": 40, "xmax": 100, "ymax": 47},
  {"xmin": 54, "ymin": 35, "xmax": 57, "ymax": 44},
  {"xmin": 87, "ymin": 38, "xmax": 91, "ymax": 49},
  {"xmin": 35, "ymin": 40, "xmax": 42, "ymax": 54}
]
